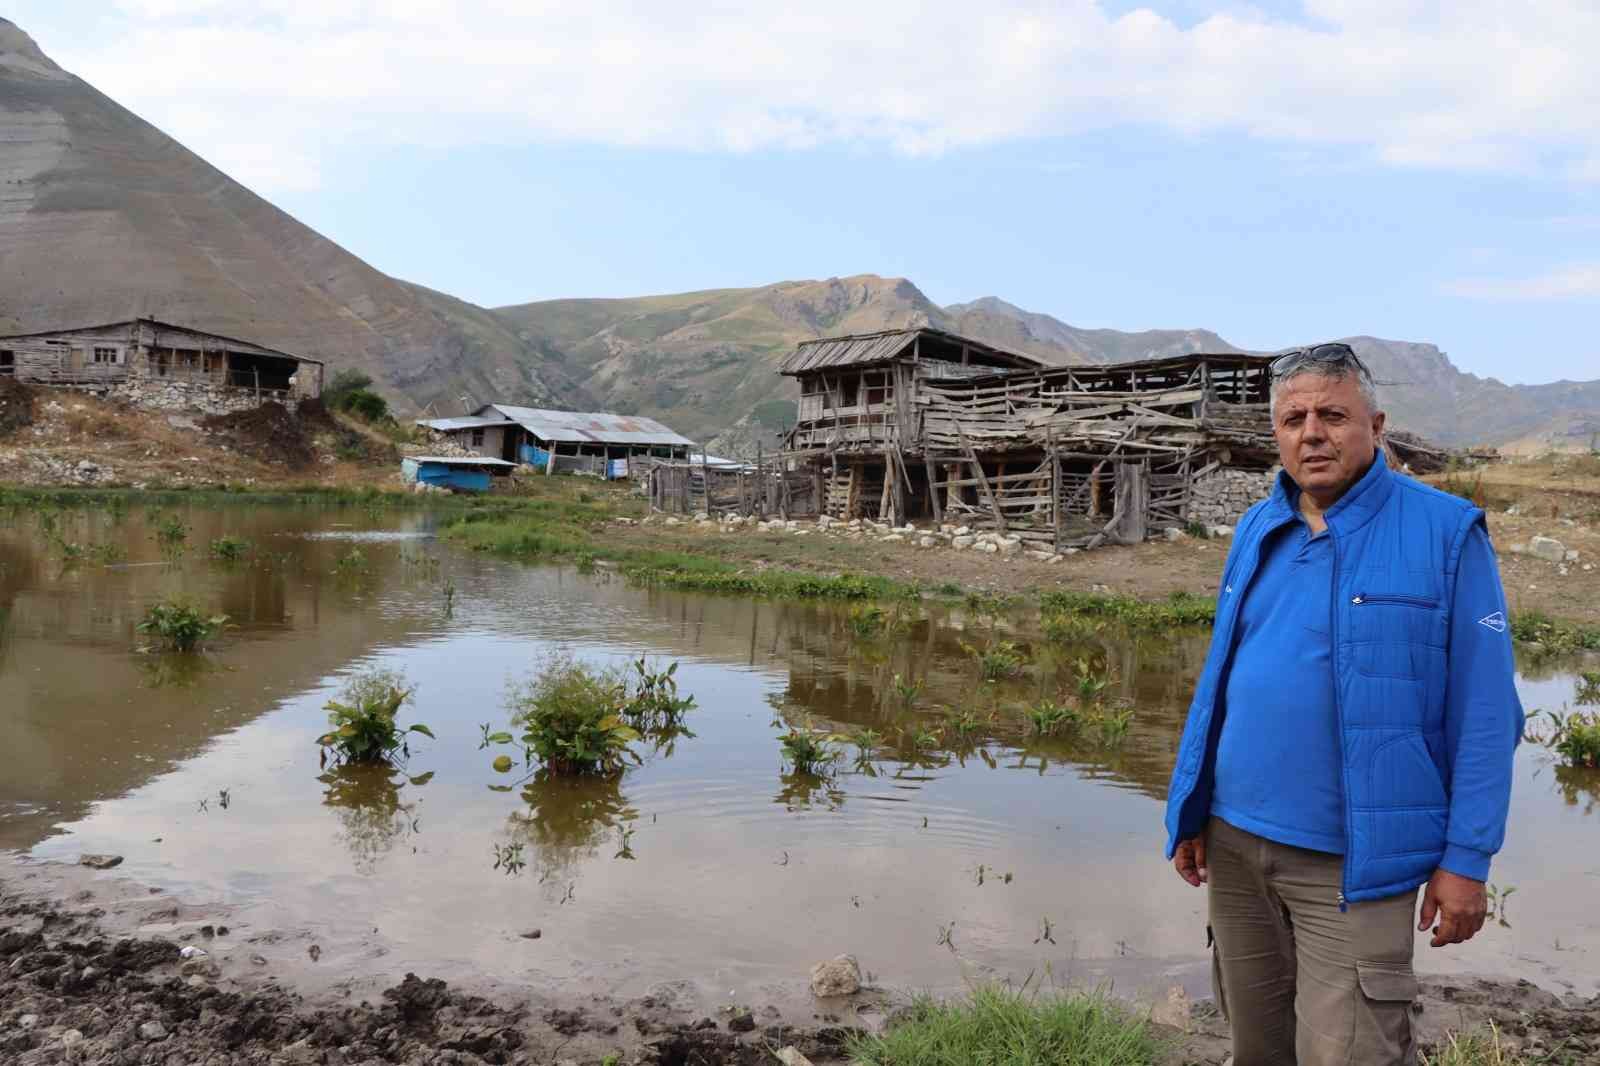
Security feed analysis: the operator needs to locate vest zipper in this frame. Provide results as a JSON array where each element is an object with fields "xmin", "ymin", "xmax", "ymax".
[{"xmin": 1330, "ymin": 525, "xmax": 1354, "ymax": 913}]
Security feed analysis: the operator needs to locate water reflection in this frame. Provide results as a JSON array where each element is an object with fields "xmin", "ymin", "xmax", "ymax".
[
  {"xmin": 1553, "ymin": 766, "xmax": 1600, "ymax": 814},
  {"xmin": 318, "ymin": 763, "xmax": 424, "ymax": 875},
  {"xmin": 505, "ymin": 771, "xmax": 639, "ymax": 892}
]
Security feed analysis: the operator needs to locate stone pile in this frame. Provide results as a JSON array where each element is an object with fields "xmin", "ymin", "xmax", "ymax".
[{"xmin": 107, "ymin": 378, "xmax": 267, "ymax": 415}]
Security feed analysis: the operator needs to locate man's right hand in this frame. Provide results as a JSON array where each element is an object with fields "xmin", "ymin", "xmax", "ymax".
[{"xmin": 1174, "ymin": 835, "xmax": 1208, "ymax": 887}]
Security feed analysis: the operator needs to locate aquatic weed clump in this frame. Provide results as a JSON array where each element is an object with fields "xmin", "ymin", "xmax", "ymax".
[
  {"xmin": 136, "ymin": 599, "xmax": 227, "ymax": 652},
  {"xmin": 503, "ymin": 653, "xmax": 643, "ymax": 775},
  {"xmin": 317, "ymin": 669, "xmax": 434, "ymax": 766},
  {"xmin": 1535, "ymin": 710, "xmax": 1600, "ymax": 769},
  {"xmin": 208, "ymin": 535, "xmax": 252, "ymax": 561},
  {"xmin": 776, "ymin": 717, "xmax": 844, "ymax": 775}
]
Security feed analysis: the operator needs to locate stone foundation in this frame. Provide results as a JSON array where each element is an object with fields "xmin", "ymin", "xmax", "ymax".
[
  {"xmin": 103, "ymin": 378, "xmax": 287, "ymax": 415},
  {"xmin": 1187, "ymin": 467, "xmax": 1277, "ymax": 526}
]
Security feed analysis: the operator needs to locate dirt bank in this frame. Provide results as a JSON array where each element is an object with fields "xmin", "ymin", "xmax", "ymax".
[{"xmin": 3, "ymin": 857, "xmax": 1596, "ymax": 1065}]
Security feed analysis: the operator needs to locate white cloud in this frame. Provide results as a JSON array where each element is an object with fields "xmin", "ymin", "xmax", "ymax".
[
  {"xmin": 1445, "ymin": 265, "xmax": 1600, "ymax": 302},
  {"xmin": 32, "ymin": 1, "xmax": 1600, "ymax": 193}
]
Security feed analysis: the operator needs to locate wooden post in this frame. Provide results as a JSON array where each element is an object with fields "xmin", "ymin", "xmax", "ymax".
[
  {"xmin": 1048, "ymin": 429, "xmax": 1062, "ymax": 551},
  {"xmin": 924, "ymin": 454, "xmax": 943, "ymax": 524},
  {"xmin": 701, "ymin": 448, "xmax": 711, "ymax": 515},
  {"xmin": 756, "ymin": 442, "xmax": 764, "ymax": 517}
]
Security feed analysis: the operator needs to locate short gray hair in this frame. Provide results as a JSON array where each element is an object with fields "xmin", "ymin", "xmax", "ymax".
[{"xmin": 1268, "ymin": 344, "xmax": 1380, "ymax": 420}]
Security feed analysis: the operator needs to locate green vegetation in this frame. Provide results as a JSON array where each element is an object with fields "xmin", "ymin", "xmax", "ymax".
[
  {"xmin": 334, "ymin": 547, "xmax": 370, "ymax": 575},
  {"xmin": 1040, "ymin": 589, "xmax": 1216, "ymax": 630},
  {"xmin": 1573, "ymin": 670, "xmax": 1600, "ymax": 705},
  {"xmin": 624, "ymin": 562, "xmax": 907, "ymax": 601},
  {"xmin": 316, "ymin": 669, "xmax": 434, "ymax": 765},
  {"xmin": 501, "ymin": 653, "xmax": 644, "ymax": 775},
  {"xmin": 845, "ymin": 984, "xmax": 1159, "ymax": 1066},
  {"xmin": 208, "ymin": 535, "xmax": 252, "ymax": 561},
  {"xmin": 962, "ymin": 638, "xmax": 1028, "ymax": 681},
  {"xmin": 1025, "ymin": 699, "xmax": 1080, "ymax": 737},
  {"xmin": 150, "ymin": 512, "xmax": 189, "ymax": 554},
  {"xmin": 1536, "ymin": 710, "xmax": 1600, "ymax": 769},
  {"xmin": 136, "ymin": 600, "xmax": 226, "ymax": 652},
  {"xmin": 622, "ymin": 657, "xmax": 696, "ymax": 731},
  {"xmin": 1509, "ymin": 611, "xmax": 1600, "ymax": 655},
  {"xmin": 848, "ymin": 603, "xmax": 891, "ymax": 637},
  {"xmin": 777, "ymin": 718, "xmax": 843, "ymax": 775}
]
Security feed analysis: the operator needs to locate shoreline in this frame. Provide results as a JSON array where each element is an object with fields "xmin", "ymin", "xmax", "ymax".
[{"xmin": 4, "ymin": 852, "xmax": 1597, "ymax": 1064}]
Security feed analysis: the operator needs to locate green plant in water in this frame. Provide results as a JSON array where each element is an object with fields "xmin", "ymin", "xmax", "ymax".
[
  {"xmin": 1509, "ymin": 611, "xmax": 1600, "ymax": 655},
  {"xmin": 136, "ymin": 599, "xmax": 227, "ymax": 652},
  {"xmin": 575, "ymin": 551, "xmax": 598, "ymax": 574},
  {"xmin": 1041, "ymin": 611, "xmax": 1103, "ymax": 644},
  {"xmin": 1576, "ymin": 670, "xmax": 1600, "ymax": 706},
  {"xmin": 1089, "ymin": 705, "xmax": 1135, "ymax": 748},
  {"xmin": 848, "ymin": 603, "xmax": 890, "ymax": 637},
  {"xmin": 1073, "ymin": 657, "xmax": 1114, "ymax": 702},
  {"xmin": 316, "ymin": 669, "xmax": 434, "ymax": 765},
  {"xmin": 622, "ymin": 657, "xmax": 696, "ymax": 732},
  {"xmin": 1537, "ymin": 710, "xmax": 1600, "ymax": 768},
  {"xmin": 962, "ymin": 638, "xmax": 1028, "ymax": 681},
  {"xmin": 151, "ymin": 513, "xmax": 189, "ymax": 554},
  {"xmin": 848, "ymin": 727, "xmax": 884, "ymax": 757},
  {"xmin": 1025, "ymin": 699, "xmax": 1080, "ymax": 737},
  {"xmin": 891, "ymin": 672, "xmax": 923, "ymax": 709},
  {"xmin": 944, "ymin": 707, "xmax": 986, "ymax": 739},
  {"xmin": 777, "ymin": 718, "xmax": 844, "ymax": 775},
  {"xmin": 502, "ymin": 652, "xmax": 643, "ymax": 775},
  {"xmin": 334, "ymin": 547, "xmax": 369, "ymax": 575},
  {"xmin": 208, "ymin": 535, "xmax": 252, "ymax": 561},
  {"xmin": 87, "ymin": 542, "xmax": 126, "ymax": 565}
]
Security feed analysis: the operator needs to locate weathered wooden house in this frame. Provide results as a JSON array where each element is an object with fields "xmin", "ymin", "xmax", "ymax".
[
  {"xmin": 419, "ymin": 404, "xmax": 694, "ymax": 478},
  {"xmin": 759, "ymin": 327, "xmax": 1279, "ymax": 546},
  {"xmin": 0, "ymin": 318, "xmax": 324, "ymax": 412}
]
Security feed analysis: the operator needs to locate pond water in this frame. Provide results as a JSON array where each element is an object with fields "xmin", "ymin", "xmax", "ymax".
[{"xmin": 2, "ymin": 502, "xmax": 1597, "ymax": 1006}]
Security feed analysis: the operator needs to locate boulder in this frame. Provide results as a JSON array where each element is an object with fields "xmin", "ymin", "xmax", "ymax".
[
  {"xmin": 997, "ymin": 540, "xmax": 1021, "ymax": 557},
  {"xmin": 1164, "ymin": 527, "xmax": 1186, "ymax": 542},
  {"xmin": 918, "ymin": 536, "xmax": 937, "ymax": 549},
  {"xmin": 1529, "ymin": 536, "xmax": 1566, "ymax": 563},
  {"xmin": 776, "ymin": 1049, "xmax": 816, "ymax": 1066},
  {"xmin": 976, "ymin": 542, "xmax": 1000, "ymax": 554},
  {"xmin": 954, "ymin": 525, "xmax": 972, "ymax": 536},
  {"xmin": 952, "ymin": 535, "xmax": 975, "ymax": 549},
  {"xmin": 79, "ymin": 854, "xmax": 123, "ymax": 870},
  {"xmin": 809, "ymin": 954, "xmax": 862, "ymax": 997},
  {"xmin": 1208, "ymin": 525, "xmax": 1234, "ymax": 539},
  {"xmin": 880, "ymin": 534, "xmax": 904, "ymax": 544}
]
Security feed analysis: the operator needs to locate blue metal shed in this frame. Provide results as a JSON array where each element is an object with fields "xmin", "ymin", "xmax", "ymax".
[{"xmin": 400, "ymin": 456, "xmax": 515, "ymax": 493}]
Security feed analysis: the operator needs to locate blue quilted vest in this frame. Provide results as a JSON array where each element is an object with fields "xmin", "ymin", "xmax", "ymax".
[{"xmin": 1163, "ymin": 452, "xmax": 1491, "ymax": 903}]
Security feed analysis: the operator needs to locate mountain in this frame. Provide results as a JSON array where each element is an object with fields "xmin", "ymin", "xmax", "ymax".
[
  {"xmin": 0, "ymin": 18, "xmax": 591, "ymax": 414},
  {"xmin": 942, "ymin": 297, "xmax": 1240, "ymax": 365}
]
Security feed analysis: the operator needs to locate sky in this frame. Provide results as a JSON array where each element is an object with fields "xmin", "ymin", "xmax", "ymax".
[{"xmin": 9, "ymin": 1, "xmax": 1600, "ymax": 384}]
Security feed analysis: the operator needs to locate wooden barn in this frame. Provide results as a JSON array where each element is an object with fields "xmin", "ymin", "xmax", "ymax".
[{"xmin": 0, "ymin": 318, "xmax": 324, "ymax": 407}]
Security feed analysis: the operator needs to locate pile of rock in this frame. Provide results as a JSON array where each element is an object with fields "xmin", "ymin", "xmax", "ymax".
[
  {"xmin": 1187, "ymin": 468, "xmax": 1276, "ymax": 528},
  {"xmin": 1508, "ymin": 535, "xmax": 1588, "ymax": 576},
  {"xmin": 109, "ymin": 378, "xmax": 263, "ymax": 416}
]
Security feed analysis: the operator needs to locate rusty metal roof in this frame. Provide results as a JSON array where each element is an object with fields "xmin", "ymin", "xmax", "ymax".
[
  {"xmin": 777, "ymin": 327, "xmax": 1042, "ymax": 375},
  {"xmin": 483, "ymin": 405, "xmax": 695, "ymax": 447}
]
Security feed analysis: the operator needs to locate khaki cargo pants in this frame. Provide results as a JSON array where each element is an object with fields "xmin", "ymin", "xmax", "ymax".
[{"xmin": 1206, "ymin": 817, "xmax": 1420, "ymax": 1066}]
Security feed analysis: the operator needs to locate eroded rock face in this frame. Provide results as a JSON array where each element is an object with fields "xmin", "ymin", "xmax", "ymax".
[{"xmin": 809, "ymin": 954, "xmax": 862, "ymax": 997}]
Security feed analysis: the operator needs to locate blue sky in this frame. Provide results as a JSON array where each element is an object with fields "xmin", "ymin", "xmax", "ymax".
[{"xmin": 10, "ymin": 2, "xmax": 1599, "ymax": 384}]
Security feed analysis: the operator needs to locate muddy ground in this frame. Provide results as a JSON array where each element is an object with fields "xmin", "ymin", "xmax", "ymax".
[{"xmin": 2, "ymin": 859, "xmax": 1596, "ymax": 1066}]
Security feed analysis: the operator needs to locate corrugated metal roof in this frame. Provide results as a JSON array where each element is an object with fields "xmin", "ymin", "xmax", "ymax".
[
  {"xmin": 485, "ymin": 405, "xmax": 696, "ymax": 447},
  {"xmin": 416, "ymin": 415, "xmax": 515, "ymax": 432},
  {"xmin": 778, "ymin": 327, "xmax": 1042, "ymax": 375},
  {"xmin": 404, "ymin": 456, "xmax": 517, "ymax": 467}
]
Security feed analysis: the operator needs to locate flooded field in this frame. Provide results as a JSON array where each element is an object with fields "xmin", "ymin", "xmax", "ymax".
[{"xmin": 2, "ymin": 501, "xmax": 1597, "ymax": 1010}]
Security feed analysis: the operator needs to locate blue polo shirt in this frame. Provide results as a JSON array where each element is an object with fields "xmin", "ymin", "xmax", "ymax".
[{"xmin": 1212, "ymin": 515, "xmax": 1345, "ymax": 853}]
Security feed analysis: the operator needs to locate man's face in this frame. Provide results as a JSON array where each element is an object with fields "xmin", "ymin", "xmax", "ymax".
[{"xmin": 1272, "ymin": 372, "xmax": 1385, "ymax": 504}]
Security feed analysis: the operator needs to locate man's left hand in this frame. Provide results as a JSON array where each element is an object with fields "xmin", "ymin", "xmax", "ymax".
[{"xmin": 1418, "ymin": 869, "xmax": 1487, "ymax": 947}]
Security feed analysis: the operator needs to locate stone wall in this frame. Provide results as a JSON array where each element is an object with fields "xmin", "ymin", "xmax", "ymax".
[
  {"xmin": 1187, "ymin": 467, "xmax": 1277, "ymax": 527},
  {"xmin": 105, "ymin": 378, "xmax": 274, "ymax": 415}
]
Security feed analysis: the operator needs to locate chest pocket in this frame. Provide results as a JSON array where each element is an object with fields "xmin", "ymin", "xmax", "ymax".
[{"xmin": 1345, "ymin": 582, "xmax": 1445, "ymax": 681}]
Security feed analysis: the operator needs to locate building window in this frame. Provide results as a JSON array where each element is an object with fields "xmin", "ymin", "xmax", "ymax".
[
  {"xmin": 470, "ymin": 429, "xmax": 485, "ymax": 447},
  {"xmin": 93, "ymin": 346, "xmax": 121, "ymax": 364},
  {"xmin": 0, "ymin": 350, "xmax": 13, "ymax": 376}
]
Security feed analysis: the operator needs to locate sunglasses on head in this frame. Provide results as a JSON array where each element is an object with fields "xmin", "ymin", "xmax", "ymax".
[{"xmin": 1270, "ymin": 342, "xmax": 1369, "ymax": 378}]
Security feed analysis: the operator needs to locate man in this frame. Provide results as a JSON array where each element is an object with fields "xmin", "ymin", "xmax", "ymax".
[{"xmin": 1163, "ymin": 343, "xmax": 1523, "ymax": 1065}]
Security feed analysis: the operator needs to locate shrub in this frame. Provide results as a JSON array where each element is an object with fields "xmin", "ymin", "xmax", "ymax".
[
  {"xmin": 209, "ymin": 535, "xmax": 252, "ymax": 561},
  {"xmin": 150, "ymin": 513, "xmax": 189, "ymax": 554},
  {"xmin": 317, "ymin": 670, "xmax": 433, "ymax": 765},
  {"xmin": 622, "ymin": 658, "xmax": 696, "ymax": 731},
  {"xmin": 504, "ymin": 653, "xmax": 642, "ymax": 775},
  {"xmin": 137, "ymin": 600, "xmax": 226, "ymax": 652},
  {"xmin": 323, "ymin": 368, "xmax": 375, "ymax": 409},
  {"xmin": 341, "ymin": 389, "xmax": 391, "ymax": 423}
]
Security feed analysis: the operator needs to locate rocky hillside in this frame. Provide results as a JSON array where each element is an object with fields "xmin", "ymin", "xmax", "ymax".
[{"xmin": 0, "ymin": 18, "xmax": 592, "ymax": 415}]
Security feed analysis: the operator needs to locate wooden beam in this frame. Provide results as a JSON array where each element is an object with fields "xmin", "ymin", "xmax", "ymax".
[{"xmin": 958, "ymin": 427, "xmax": 1006, "ymax": 534}]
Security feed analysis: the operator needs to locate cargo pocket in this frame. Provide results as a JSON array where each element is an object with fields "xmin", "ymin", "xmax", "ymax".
[
  {"xmin": 1355, "ymin": 963, "xmax": 1419, "ymax": 1064},
  {"xmin": 1208, "ymin": 925, "xmax": 1229, "ymax": 1023}
]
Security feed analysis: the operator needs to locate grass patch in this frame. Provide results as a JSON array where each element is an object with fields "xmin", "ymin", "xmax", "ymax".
[
  {"xmin": 1421, "ymin": 1023, "xmax": 1581, "ymax": 1065},
  {"xmin": 1510, "ymin": 611, "xmax": 1600, "ymax": 655},
  {"xmin": 845, "ymin": 984, "xmax": 1159, "ymax": 1066},
  {"xmin": 1040, "ymin": 589, "xmax": 1216, "ymax": 630}
]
